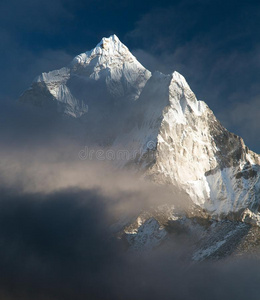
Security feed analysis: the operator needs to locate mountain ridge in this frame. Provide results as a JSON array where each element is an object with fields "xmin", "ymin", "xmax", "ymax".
[{"xmin": 19, "ymin": 35, "xmax": 260, "ymax": 256}]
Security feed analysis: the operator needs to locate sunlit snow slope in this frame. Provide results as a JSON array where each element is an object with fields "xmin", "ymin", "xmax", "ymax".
[{"xmin": 20, "ymin": 35, "xmax": 260, "ymax": 221}]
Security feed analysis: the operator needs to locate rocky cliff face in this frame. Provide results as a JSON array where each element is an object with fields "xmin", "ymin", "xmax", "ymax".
[
  {"xmin": 20, "ymin": 35, "xmax": 260, "ymax": 254},
  {"xmin": 114, "ymin": 69, "xmax": 260, "ymax": 219}
]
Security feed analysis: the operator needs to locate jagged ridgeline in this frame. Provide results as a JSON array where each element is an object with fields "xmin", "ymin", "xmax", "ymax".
[{"xmin": 20, "ymin": 35, "xmax": 260, "ymax": 258}]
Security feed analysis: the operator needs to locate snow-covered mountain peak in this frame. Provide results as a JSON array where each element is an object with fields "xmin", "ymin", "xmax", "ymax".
[
  {"xmin": 96, "ymin": 34, "xmax": 126, "ymax": 52},
  {"xmin": 66, "ymin": 34, "xmax": 151, "ymax": 102},
  {"xmin": 20, "ymin": 34, "xmax": 152, "ymax": 117},
  {"xmin": 171, "ymin": 71, "xmax": 191, "ymax": 90},
  {"xmin": 71, "ymin": 34, "xmax": 145, "ymax": 72},
  {"xmin": 19, "ymin": 35, "xmax": 260, "ymax": 255}
]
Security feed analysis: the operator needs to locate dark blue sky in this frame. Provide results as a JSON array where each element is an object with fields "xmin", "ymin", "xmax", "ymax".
[{"xmin": 0, "ymin": 0, "xmax": 259, "ymax": 152}]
